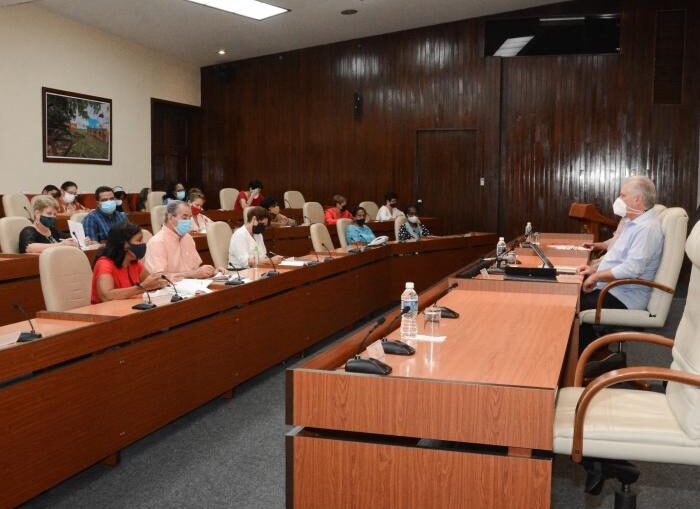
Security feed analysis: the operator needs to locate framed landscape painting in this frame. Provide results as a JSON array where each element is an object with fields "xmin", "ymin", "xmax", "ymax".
[{"xmin": 42, "ymin": 87, "xmax": 112, "ymax": 164}]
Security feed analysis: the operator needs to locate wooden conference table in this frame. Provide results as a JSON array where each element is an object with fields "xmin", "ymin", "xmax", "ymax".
[
  {"xmin": 287, "ymin": 233, "xmax": 592, "ymax": 509},
  {"xmin": 0, "ymin": 232, "xmax": 494, "ymax": 509}
]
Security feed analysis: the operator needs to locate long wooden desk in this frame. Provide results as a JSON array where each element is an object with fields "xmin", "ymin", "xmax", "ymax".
[
  {"xmin": 286, "ymin": 236, "xmax": 588, "ymax": 509},
  {"xmin": 0, "ymin": 233, "xmax": 495, "ymax": 508}
]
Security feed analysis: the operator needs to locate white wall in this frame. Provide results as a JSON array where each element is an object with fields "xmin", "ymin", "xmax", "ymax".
[{"xmin": 0, "ymin": 4, "xmax": 200, "ymax": 195}]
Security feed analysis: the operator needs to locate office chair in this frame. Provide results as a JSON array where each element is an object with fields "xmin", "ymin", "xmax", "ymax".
[
  {"xmin": 336, "ymin": 218, "xmax": 352, "ymax": 249},
  {"xmin": 146, "ymin": 191, "xmax": 165, "ymax": 211},
  {"xmin": 283, "ymin": 190, "xmax": 305, "ymax": 209},
  {"xmin": 2, "ymin": 193, "xmax": 31, "ymax": 219},
  {"xmin": 69, "ymin": 211, "xmax": 89, "ymax": 223},
  {"xmin": 310, "ymin": 223, "xmax": 334, "ymax": 254},
  {"xmin": 0, "ymin": 217, "xmax": 32, "ymax": 253},
  {"xmin": 359, "ymin": 201, "xmax": 379, "ymax": 222},
  {"xmin": 206, "ymin": 221, "xmax": 233, "ymax": 269},
  {"xmin": 39, "ymin": 245, "xmax": 92, "ymax": 311},
  {"xmin": 303, "ymin": 202, "xmax": 325, "ymax": 225},
  {"xmin": 554, "ymin": 220, "xmax": 700, "ymax": 509},
  {"xmin": 219, "ymin": 188, "xmax": 239, "ymax": 211},
  {"xmin": 150, "ymin": 205, "xmax": 167, "ymax": 235}
]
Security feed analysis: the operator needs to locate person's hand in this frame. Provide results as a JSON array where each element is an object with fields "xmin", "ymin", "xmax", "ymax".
[
  {"xmin": 251, "ymin": 188, "xmax": 261, "ymax": 199},
  {"xmin": 141, "ymin": 273, "xmax": 167, "ymax": 291},
  {"xmin": 215, "ymin": 266, "xmax": 227, "ymax": 275},
  {"xmin": 289, "ymin": 219, "xmax": 297, "ymax": 227},
  {"xmin": 582, "ymin": 242, "xmax": 595, "ymax": 249},
  {"xmin": 61, "ymin": 238, "xmax": 78, "ymax": 247},
  {"xmin": 273, "ymin": 255, "xmax": 284, "ymax": 264},
  {"xmin": 582, "ymin": 274, "xmax": 598, "ymax": 293},
  {"xmin": 196, "ymin": 265, "xmax": 216, "ymax": 279},
  {"xmin": 577, "ymin": 265, "xmax": 595, "ymax": 276},
  {"xmin": 85, "ymin": 238, "xmax": 98, "ymax": 246}
]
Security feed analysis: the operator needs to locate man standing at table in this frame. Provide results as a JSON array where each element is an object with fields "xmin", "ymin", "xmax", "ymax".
[
  {"xmin": 83, "ymin": 186, "xmax": 128, "ymax": 243},
  {"xmin": 144, "ymin": 200, "xmax": 223, "ymax": 279},
  {"xmin": 577, "ymin": 175, "xmax": 664, "ymax": 351}
]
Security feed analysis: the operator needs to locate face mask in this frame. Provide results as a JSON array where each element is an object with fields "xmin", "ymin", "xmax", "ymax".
[
  {"xmin": 252, "ymin": 223, "xmax": 265, "ymax": 235},
  {"xmin": 100, "ymin": 199, "xmax": 117, "ymax": 215},
  {"xmin": 389, "ymin": 201, "xmax": 397, "ymax": 208},
  {"xmin": 613, "ymin": 197, "xmax": 643, "ymax": 217},
  {"xmin": 407, "ymin": 216, "xmax": 419, "ymax": 224},
  {"xmin": 176, "ymin": 190, "xmax": 186, "ymax": 200},
  {"xmin": 39, "ymin": 215, "xmax": 56, "ymax": 228},
  {"xmin": 115, "ymin": 199, "xmax": 123, "ymax": 206},
  {"xmin": 176, "ymin": 219, "xmax": 191, "ymax": 236},
  {"xmin": 128, "ymin": 242, "xmax": 147, "ymax": 260},
  {"xmin": 355, "ymin": 218, "xmax": 366, "ymax": 227},
  {"xmin": 63, "ymin": 192, "xmax": 76, "ymax": 204},
  {"xmin": 191, "ymin": 205, "xmax": 201, "ymax": 216}
]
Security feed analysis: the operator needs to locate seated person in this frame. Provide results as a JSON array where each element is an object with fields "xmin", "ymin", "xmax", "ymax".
[
  {"xmin": 83, "ymin": 186, "xmax": 128, "ymax": 243},
  {"xmin": 57, "ymin": 180, "xmax": 87, "ymax": 215},
  {"xmin": 228, "ymin": 206, "xmax": 283, "ymax": 268},
  {"xmin": 144, "ymin": 200, "xmax": 223, "ymax": 279},
  {"xmin": 324, "ymin": 194, "xmax": 352, "ymax": 225},
  {"xmin": 398, "ymin": 205, "xmax": 432, "ymax": 241},
  {"xmin": 136, "ymin": 187, "xmax": 150, "ymax": 212},
  {"xmin": 261, "ymin": 197, "xmax": 297, "ymax": 227},
  {"xmin": 345, "ymin": 206, "xmax": 376, "ymax": 246},
  {"xmin": 91, "ymin": 223, "xmax": 167, "ymax": 304},
  {"xmin": 19, "ymin": 195, "xmax": 77, "ymax": 253},
  {"xmin": 113, "ymin": 186, "xmax": 130, "ymax": 213},
  {"xmin": 164, "ymin": 182, "xmax": 187, "ymax": 204},
  {"xmin": 235, "ymin": 179, "xmax": 265, "ymax": 211},
  {"xmin": 376, "ymin": 192, "xmax": 404, "ymax": 221},
  {"xmin": 188, "ymin": 190, "xmax": 213, "ymax": 233},
  {"xmin": 577, "ymin": 176, "xmax": 664, "ymax": 351},
  {"xmin": 41, "ymin": 184, "xmax": 60, "ymax": 200},
  {"xmin": 583, "ymin": 218, "xmax": 628, "ymax": 267}
]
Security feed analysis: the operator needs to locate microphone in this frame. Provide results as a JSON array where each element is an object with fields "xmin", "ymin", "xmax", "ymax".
[
  {"xmin": 226, "ymin": 265, "xmax": 245, "ymax": 285},
  {"xmin": 261, "ymin": 252, "xmax": 280, "ymax": 278},
  {"xmin": 347, "ymin": 241, "xmax": 362, "ymax": 254},
  {"xmin": 306, "ymin": 248, "xmax": 321, "ymax": 266},
  {"xmin": 321, "ymin": 243, "xmax": 334, "ymax": 262},
  {"xmin": 380, "ymin": 306, "xmax": 415, "ymax": 356},
  {"xmin": 160, "ymin": 275, "xmax": 183, "ymax": 302},
  {"xmin": 132, "ymin": 289, "xmax": 156, "ymax": 310},
  {"xmin": 345, "ymin": 316, "xmax": 392, "ymax": 375},
  {"xmin": 13, "ymin": 303, "xmax": 42, "ymax": 342}
]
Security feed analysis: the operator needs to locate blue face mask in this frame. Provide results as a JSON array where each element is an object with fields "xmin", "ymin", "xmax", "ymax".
[
  {"xmin": 100, "ymin": 199, "xmax": 117, "ymax": 215},
  {"xmin": 176, "ymin": 190, "xmax": 186, "ymax": 200},
  {"xmin": 176, "ymin": 219, "xmax": 191, "ymax": 236}
]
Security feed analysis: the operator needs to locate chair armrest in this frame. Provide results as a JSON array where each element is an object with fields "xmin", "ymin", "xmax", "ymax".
[
  {"xmin": 571, "ymin": 366, "xmax": 700, "ymax": 463},
  {"xmin": 595, "ymin": 279, "xmax": 674, "ymax": 324},
  {"xmin": 575, "ymin": 331, "xmax": 674, "ymax": 386}
]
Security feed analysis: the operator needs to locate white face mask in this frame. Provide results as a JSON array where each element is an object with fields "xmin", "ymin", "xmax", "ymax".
[
  {"xmin": 63, "ymin": 192, "xmax": 76, "ymax": 204},
  {"xmin": 613, "ymin": 196, "xmax": 643, "ymax": 217},
  {"xmin": 115, "ymin": 199, "xmax": 123, "ymax": 206},
  {"xmin": 407, "ymin": 216, "xmax": 419, "ymax": 224}
]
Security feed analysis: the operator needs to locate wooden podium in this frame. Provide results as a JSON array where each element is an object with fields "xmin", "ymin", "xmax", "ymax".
[{"xmin": 568, "ymin": 203, "xmax": 618, "ymax": 242}]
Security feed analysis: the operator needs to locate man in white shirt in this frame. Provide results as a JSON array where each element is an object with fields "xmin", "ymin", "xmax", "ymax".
[
  {"xmin": 375, "ymin": 192, "xmax": 405, "ymax": 221},
  {"xmin": 228, "ymin": 206, "xmax": 283, "ymax": 268}
]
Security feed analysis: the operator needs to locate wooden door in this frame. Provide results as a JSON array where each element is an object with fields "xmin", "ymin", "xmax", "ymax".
[
  {"xmin": 151, "ymin": 99, "xmax": 201, "ymax": 193},
  {"xmin": 416, "ymin": 129, "xmax": 487, "ymax": 235}
]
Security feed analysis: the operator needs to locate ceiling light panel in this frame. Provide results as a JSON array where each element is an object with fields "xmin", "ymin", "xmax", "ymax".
[{"xmin": 186, "ymin": 0, "xmax": 288, "ymax": 21}]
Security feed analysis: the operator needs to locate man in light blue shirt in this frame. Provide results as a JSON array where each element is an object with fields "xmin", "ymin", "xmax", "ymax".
[{"xmin": 577, "ymin": 176, "xmax": 664, "ymax": 350}]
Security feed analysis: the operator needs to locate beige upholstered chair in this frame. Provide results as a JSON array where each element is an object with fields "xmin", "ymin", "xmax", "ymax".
[
  {"xmin": 39, "ymin": 245, "xmax": 92, "ymax": 311},
  {"xmin": 69, "ymin": 211, "xmax": 89, "ymax": 223},
  {"xmin": 359, "ymin": 201, "xmax": 379, "ymax": 223},
  {"xmin": 283, "ymin": 190, "xmax": 305, "ymax": 209},
  {"xmin": 579, "ymin": 207, "xmax": 688, "ymax": 329},
  {"xmin": 150, "ymin": 205, "xmax": 167, "ymax": 235},
  {"xmin": 394, "ymin": 215, "xmax": 407, "ymax": 241},
  {"xmin": 336, "ymin": 218, "xmax": 352, "ymax": 249},
  {"xmin": 0, "ymin": 217, "xmax": 32, "ymax": 253},
  {"xmin": 140, "ymin": 229, "xmax": 153, "ymax": 243},
  {"xmin": 146, "ymin": 191, "xmax": 166, "ymax": 211},
  {"xmin": 554, "ymin": 220, "xmax": 700, "ymax": 505},
  {"xmin": 219, "ymin": 188, "xmax": 239, "ymax": 211},
  {"xmin": 2, "ymin": 193, "xmax": 31, "ymax": 219},
  {"xmin": 206, "ymin": 221, "xmax": 233, "ymax": 268},
  {"xmin": 310, "ymin": 223, "xmax": 334, "ymax": 254},
  {"xmin": 303, "ymin": 202, "xmax": 325, "ymax": 225}
]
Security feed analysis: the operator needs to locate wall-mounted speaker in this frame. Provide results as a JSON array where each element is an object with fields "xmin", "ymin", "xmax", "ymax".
[{"xmin": 353, "ymin": 92, "xmax": 362, "ymax": 121}]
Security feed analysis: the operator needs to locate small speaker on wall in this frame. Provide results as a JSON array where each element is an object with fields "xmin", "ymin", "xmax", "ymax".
[{"xmin": 353, "ymin": 92, "xmax": 362, "ymax": 121}]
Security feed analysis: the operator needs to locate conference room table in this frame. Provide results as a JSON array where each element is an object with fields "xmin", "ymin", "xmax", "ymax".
[
  {"xmin": 0, "ymin": 232, "xmax": 495, "ymax": 509},
  {"xmin": 286, "ymin": 233, "xmax": 592, "ymax": 509}
]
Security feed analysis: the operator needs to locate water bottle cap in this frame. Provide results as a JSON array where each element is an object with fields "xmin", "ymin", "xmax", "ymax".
[
  {"xmin": 498, "ymin": 237, "xmax": 504, "ymax": 241},
  {"xmin": 526, "ymin": 222, "xmax": 531, "ymax": 225},
  {"xmin": 405, "ymin": 282, "xmax": 414, "ymax": 289}
]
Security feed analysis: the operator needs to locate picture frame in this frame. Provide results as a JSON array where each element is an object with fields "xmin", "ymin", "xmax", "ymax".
[{"xmin": 42, "ymin": 87, "xmax": 112, "ymax": 165}]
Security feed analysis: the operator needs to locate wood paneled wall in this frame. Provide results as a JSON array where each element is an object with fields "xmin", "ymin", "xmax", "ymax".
[{"xmin": 199, "ymin": 0, "xmax": 699, "ymax": 237}]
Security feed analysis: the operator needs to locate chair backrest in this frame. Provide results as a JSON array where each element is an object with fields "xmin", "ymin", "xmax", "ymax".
[
  {"xmin": 0, "ymin": 217, "xmax": 32, "ymax": 253},
  {"xmin": 2, "ymin": 193, "xmax": 31, "ymax": 219},
  {"xmin": 39, "ymin": 245, "xmax": 92, "ymax": 311},
  {"xmin": 69, "ymin": 211, "xmax": 89, "ymax": 223},
  {"xmin": 310, "ymin": 223, "xmax": 334, "ymax": 253},
  {"xmin": 647, "ymin": 207, "xmax": 688, "ymax": 319},
  {"xmin": 303, "ymin": 202, "xmax": 324, "ymax": 225},
  {"xmin": 243, "ymin": 206, "xmax": 254, "ymax": 223},
  {"xmin": 283, "ymin": 190, "xmax": 305, "ymax": 209},
  {"xmin": 140, "ymin": 228, "xmax": 153, "ymax": 243},
  {"xmin": 146, "ymin": 191, "xmax": 165, "ymax": 211},
  {"xmin": 394, "ymin": 215, "xmax": 407, "ymax": 241},
  {"xmin": 219, "ymin": 188, "xmax": 239, "ymax": 211},
  {"xmin": 666, "ymin": 220, "xmax": 700, "ymax": 439},
  {"xmin": 652, "ymin": 203, "xmax": 667, "ymax": 216},
  {"xmin": 206, "ymin": 221, "xmax": 233, "ymax": 268},
  {"xmin": 150, "ymin": 205, "xmax": 167, "ymax": 234},
  {"xmin": 336, "ymin": 218, "xmax": 352, "ymax": 249},
  {"xmin": 359, "ymin": 201, "xmax": 379, "ymax": 222}
]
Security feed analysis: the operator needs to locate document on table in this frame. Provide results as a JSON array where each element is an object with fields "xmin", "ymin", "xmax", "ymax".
[
  {"xmin": 547, "ymin": 244, "xmax": 591, "ymax": 251},
  {"xmin": 280, "ymin": 258, "xmax": 307, "ymax": 267},
  {"xmin": 67, "ymin": 220, "xmax": 87, "ymax": 249},
  {"xmin": 176, "ymin": 279, "xmax": 213, "ymax": 295}
]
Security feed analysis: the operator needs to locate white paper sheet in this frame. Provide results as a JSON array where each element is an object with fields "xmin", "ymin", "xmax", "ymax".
[{"xmin": 67, "ymin": 220, "xmax": 87, "ymax": 249}]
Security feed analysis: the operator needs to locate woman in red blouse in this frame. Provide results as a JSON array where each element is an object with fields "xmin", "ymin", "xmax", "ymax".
[
  {"xmin": 234, "ymin": 179, "xmax": 265, "ymax": 211},
  {"xmin": 91, "ymin": 223, "xmax": 167, "ymax": 304}
]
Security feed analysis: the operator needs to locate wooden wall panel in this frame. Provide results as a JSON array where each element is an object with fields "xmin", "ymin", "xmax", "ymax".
[{"xmin": 200, "ymin": 0, "xmax": 699, "ymax": 238}]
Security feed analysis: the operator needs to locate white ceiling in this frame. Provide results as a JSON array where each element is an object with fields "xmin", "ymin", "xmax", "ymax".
[{"xmin": 15, "ymin": 0, "xmax": 556, "ymax": 66}]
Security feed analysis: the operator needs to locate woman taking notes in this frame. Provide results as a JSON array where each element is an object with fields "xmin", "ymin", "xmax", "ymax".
[{"xmin": 19, "ymin": 195, "xmax": 76, "ymax": 253}]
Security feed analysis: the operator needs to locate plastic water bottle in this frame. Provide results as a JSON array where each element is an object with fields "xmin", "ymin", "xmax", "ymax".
[
  {"xmin": 525, "ymin": 222, "xmax": 533, "ymax": 243},
  {"xmin": 400, "ymin": 282, "xmax": 418, "ymax": 340},
  {"xmin": 496, "ymin": 237, "xmax": 507, "ymax": 257}
]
